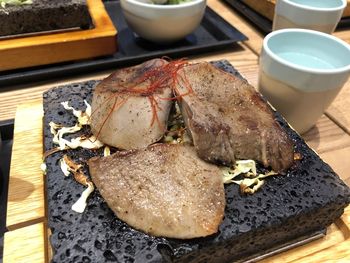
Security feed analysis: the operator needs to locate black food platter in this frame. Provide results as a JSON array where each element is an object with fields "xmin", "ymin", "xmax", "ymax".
[
  {"xmin": 223, "ymin": 0, "xmax": 350, "ymax": 35},
  {"xmin": 0, "ymin": 0, "xmax": 247, "ymax": 87},
  {"xmin": 0, "ymin": 120, "xmax": 14, "ymax": 263}
]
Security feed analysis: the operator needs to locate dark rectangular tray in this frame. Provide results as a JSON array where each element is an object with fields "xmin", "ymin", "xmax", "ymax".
[
  {"xmin": 0, "ymin": 0, "xmax": 247, "ymax": 87},
  {"xmin": 0, "ymin": 119, "xmax": 14, "ymax": 263},
  {"xmin": 223, "ymin": 0, "xmax": 350, "ymax": 35}
]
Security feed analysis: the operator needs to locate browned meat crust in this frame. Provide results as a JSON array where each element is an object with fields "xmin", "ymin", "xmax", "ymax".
[
  {"xmin": 90, "ymin": 59, "xmax": 173, "ymax": 150},
  {"xmin": 88, "ymin": 143, "xmax": 225, "ymax": 239},
  {"xmin": 175, "ymin": 62, "xmax": 294, "ymax": 172}
]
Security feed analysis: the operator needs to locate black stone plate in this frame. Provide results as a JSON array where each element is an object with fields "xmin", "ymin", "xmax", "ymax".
[
  {"xmin": 0, "ymin": 0, "xmax": 247, "ymax": 87},
  {"xmin": 43, "ymin": 61, "xmax": 350, "ymax": 263},
  {"xmin": 223, "ymin": 0, "xmax": 350, "ymax": 35}
]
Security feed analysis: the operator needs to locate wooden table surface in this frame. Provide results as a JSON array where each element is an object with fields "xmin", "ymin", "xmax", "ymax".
[{"xmin": 1, "ymin": 0, "xmax": 350, "ymax": 262}]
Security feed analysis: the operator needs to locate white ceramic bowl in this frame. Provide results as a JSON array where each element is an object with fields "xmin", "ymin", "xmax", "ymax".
[{"xmin": 120, "ymin": 0, "xmax": 207, "ymax": 44}]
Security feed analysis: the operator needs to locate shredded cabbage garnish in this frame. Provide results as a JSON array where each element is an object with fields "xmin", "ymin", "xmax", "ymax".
[
  {"xmin": 104, "ymin": 146, "xmax": 111, "ymax": 157},
  {"xmin": 61, "ymin": 101, "xmax": 82, "ymax": 118},
  {"xmin": 59, "ymin": 154, "xmax": 94, "ymax": 213},
  {"xmin": 222, "ymin": 160, "xmax": 256, "ymax": 184},
  {"xmin": 40, "ymin": 162, "xmax": 47, "ymax": 175},
  {"xmin": 53, "ymin": 124, "xmax": 82, "ymax": 150},
  {"xmin": 239, "ymin": 178, "xmax": 265, "ymax": 194},
  {"xmin": 59, "ymin": 158, "xmax": 71, "ymax": 177},
  {"xmin": 61, "ymin": 100, "xmax": 91, "ymax": 126},
  {"xmin": 222, "ymin": 160, "xmax": 278, "ymax": 194},
  {"xmin": 61, "ymin": 135, "xmax": 103, "ymax": 150},
  {"xmin": 163, "ymin": 102, "xmax": 189, "ymax": 144},
  {"xmin": 49, "ymin": 122, "xmax": 63, "ymax": 136},
  {"xmin": 50, "ymin": 101, "xmax": 103, "ymax": 150},
  {"xmin": 45, "ymin": 100, "xmax": 99, "ymax": 213},
  {"xmin": 71, "ymin": 182, "xmax": 94, "ymax": 213},
  {"xmin": 59, "ymin": 155, "xmax": 83, "ymax": 177}
]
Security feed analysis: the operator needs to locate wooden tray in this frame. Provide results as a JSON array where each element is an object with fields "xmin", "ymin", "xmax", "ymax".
[
  {"xmin": 242, "ymin": 0, "xmax": 350, "ymax": 21},
  {"xmin": 3, "ymin": 99, "xmax": 350, "ymax": 262},
  {"xmin": 0, "ymin": 0, "xmax": 117, "ymax": 72}
]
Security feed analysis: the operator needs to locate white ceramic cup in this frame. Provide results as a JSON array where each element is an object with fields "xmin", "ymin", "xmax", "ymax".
[
  {"xmin": 258, "ymin": 29, "xmax": 350, "ymax": 134},
  {"xmin": 273, "ymin": 0, "xmax": 347, "ymax": 34}
]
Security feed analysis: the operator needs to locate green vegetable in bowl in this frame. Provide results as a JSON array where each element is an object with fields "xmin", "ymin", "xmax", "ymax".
[{"xmin": 0, "ymin": 0, "xmax": 32, "ymax": 9}]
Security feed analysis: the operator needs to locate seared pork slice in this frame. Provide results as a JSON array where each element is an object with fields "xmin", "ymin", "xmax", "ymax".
[
  {"xmin": 175, "ymin": 62, "xmax": 294, "ymax": 172},
  {"xmin": 90, "ymin": 59, "xmax": 173, "ymax": 150},
  {"xmin": 88, "ymin": 143, "xmax": 225, "ymax": 239}
]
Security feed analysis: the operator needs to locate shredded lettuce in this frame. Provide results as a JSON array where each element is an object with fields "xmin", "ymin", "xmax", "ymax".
[
  {"xmin": 40, "ymin": 162, "xmax": 47, "ymax": 175},
  {"xmin": 71, "ymin": 182, "xmax": 94, "ymax": 213},
  {"xmin": 104, "ymin": 146, "xmax": 111, "ymax": 157},
  {"xmin": 59, "ymin": 158, "xmax": 71, "ymax": 177},
  {"xmin": 50, "ymin": 101, "xmax": 103, "ymax": 150},
  {"xmin": 221, "ymin": 160, "xmax": 257, "ymax": 184},
  {"xmin": 61, "ymin": 100, "xmax": 91, "ymax": 126},
  {"xmin": 222, "ymin": 160, "xmax": 278, "ymax": 194}
]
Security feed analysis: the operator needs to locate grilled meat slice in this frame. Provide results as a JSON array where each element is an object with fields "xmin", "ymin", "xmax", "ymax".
[
  {"xmin": 88, "ymin": 143, "xmax": 225, "ymax": 239},
  {"xmin": 175, "ymin": 62, "xmax": 294, "ymax": 172},
  {"xmin": 90, "ymin": 58, "xmax": 173, "ymax": 150}
]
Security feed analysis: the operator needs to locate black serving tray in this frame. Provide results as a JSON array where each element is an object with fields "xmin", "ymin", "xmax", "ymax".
[
  {"xmin": 223, "ymin": 0, "xmax": 350, "ymax": 35},
  {"xmin": 0, "ymin": 119, "xmax": 14, "ymax": 263},
  {"xmin": 0, "ymin": 0, "xmax": 247, "ymax": 87}
]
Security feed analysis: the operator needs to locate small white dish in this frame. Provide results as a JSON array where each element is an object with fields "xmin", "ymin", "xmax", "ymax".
[{"xmin": 120, "ymin": 0, "xmax": 207, "ymax": 44}]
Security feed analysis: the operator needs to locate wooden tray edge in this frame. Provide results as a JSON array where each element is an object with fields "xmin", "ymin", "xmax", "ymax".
[{"xmin": 0, "ymin": 0, "xmax": 117, "ymax": 71}]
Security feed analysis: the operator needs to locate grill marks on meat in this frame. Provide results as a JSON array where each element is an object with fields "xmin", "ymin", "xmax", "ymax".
[
  {"xmin": 90, "ymin": 58, "xmax": 173, "ymax": 150},
  {"xmin": 175, "ymin": 62, "xmax": 294, "ymax": 172},
  {"xmin": 88, "ymin": 143, "xmax": 225, "ymax": 239}
]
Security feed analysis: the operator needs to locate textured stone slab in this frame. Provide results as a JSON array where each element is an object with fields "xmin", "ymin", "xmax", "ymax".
[
  {"xmin": 0, "ymin": 0, "xmax": 92, "ymax": 37},
  {"xmin": 43, "ymin": 61, "xmax": 350, "ymax": 263}
]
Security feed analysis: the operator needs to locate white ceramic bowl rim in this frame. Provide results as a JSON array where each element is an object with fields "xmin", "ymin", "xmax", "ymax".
[
  {"xmin": 281, "ymin": 0, "xmax": 347, "ymax": 12},
  {"xmin": 263, "ymin": 28, "xmax": 350, "ymax": 74},
  {"xmin": 124, "ymin": 0, "xmax": 205, "ymax": 9}
]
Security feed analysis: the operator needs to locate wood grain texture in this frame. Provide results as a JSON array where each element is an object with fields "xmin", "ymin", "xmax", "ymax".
[
  {"xmin": 320, "ymin": 147, "xmax": 350, "ymax": 187},
  {"xmin": 6, "ymin": 99, "xmax": 45, "ymax": 230},
  {"xmin": 0, "ymin": 0, "xmax": 117, "ymax": 71},
  {"xmin": 326, "ymin": 79, "xmax": 350, "ymax": 135},
  {"xmin": 303, "ymin": 115, "xmax": 350, "ymax": 155},
  {"xmin": 3, "ymin": 222, "xmax": 46, "ymax": 263},
  {"xmin": 259, "ymin": 206, "xmax": 350, "ymax": 262},
  {"xmin": 334, "ymin": 30, "xmax": 350, "ymax": 44}
]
